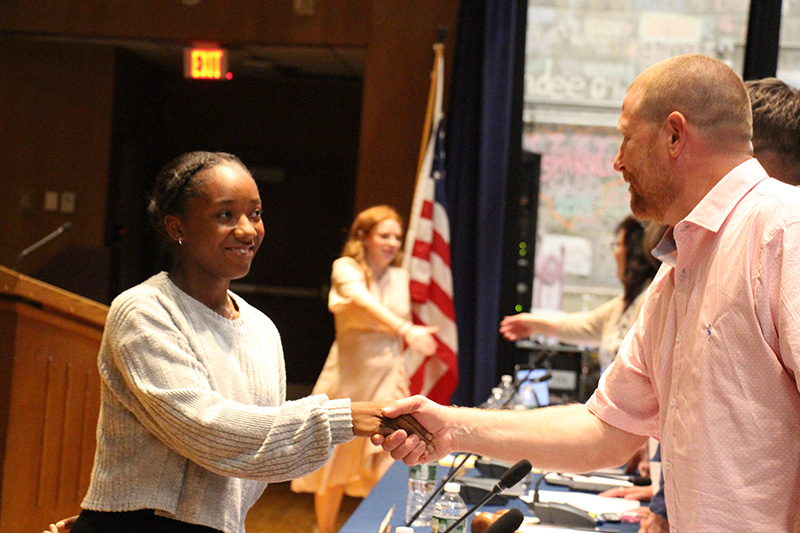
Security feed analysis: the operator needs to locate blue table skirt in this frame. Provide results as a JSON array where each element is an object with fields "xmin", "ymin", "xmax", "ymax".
[{"xmin": 339, "ymin": 460, "xmax": 641, "ymax": 533}]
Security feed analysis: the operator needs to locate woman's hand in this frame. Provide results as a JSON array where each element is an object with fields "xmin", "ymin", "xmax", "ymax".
[
  {"xmin": 599, "ymin": 485, "xmax": 653, "ymax": 501},
  {"xmin": 404, "ymin": 325, "xmax": 439, "ymax": 356},
  {"xmin": 638, "ymin": 508, "xmax": 669, "ymax": 533},
  {"xmin": 42, "ymin": 516, "xmax": 78, "ymax": 533},
  {"xmin": 351, "ymin": 402, "xmax": 433, "ymax": 447},
  {"xmin": 499, "ymin": 313, "xmax": 545, "ymax": 341}
]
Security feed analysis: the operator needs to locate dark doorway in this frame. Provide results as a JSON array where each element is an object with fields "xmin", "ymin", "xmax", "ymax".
[{"xmin": 106, "ymin": 46, "xmax": 363, "ymax": 385}]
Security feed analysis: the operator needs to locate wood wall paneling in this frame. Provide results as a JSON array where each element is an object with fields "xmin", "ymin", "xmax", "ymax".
[
  {"xmin": 0, "ymin": 39, "xmax": 115, "ymax": 302},
  {"xmin": 356, "ymin": 0, "xmax": 459, "ymax": 219},
  {"xmin": 0, "ymin": 1, "xmax": 372, "ymax": 47}
]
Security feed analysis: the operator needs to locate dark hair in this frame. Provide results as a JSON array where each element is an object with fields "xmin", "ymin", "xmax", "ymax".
[
  {"xmin": 745, "ymin": 78, "xmax": 800, "ymax": 185},
  {"xmin": 617, "ymin": 216, "xmax": 667, "ymax": 309},
  {"xmin": 147, "ymin": 151, "xmax": 247, "ymax": 237}
]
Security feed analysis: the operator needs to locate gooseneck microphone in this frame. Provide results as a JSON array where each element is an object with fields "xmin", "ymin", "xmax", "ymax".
[
  {"xmin": 486, "ymin": 508, "xmax": 525, "ymax": 533},
  {"xmin": 530, "ymin": 471, "xmax": 596, "ymax": 528},
  {"xmin": 13, "ymin": 222, "xmax": 73, "ymax": 271},
  {"xmin": 442, "ymin": 459, "xmax": 533, "ymax": 533},
  {"xmin": 591, "ymin": 471, "xmax": 651, "ymax": 486}
]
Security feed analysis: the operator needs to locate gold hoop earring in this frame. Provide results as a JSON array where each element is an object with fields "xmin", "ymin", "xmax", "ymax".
[{"xmin": 178, "ymin": 236, "xmax": 183, "ymax": 245}]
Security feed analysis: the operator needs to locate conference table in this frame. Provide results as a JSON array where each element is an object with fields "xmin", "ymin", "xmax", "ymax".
[{"xmin": 340, "ymin": 459, "xmax": 641, "ymax": 532}]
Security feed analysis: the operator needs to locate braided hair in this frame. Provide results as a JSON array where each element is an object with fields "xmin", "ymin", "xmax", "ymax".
[{"xmin": 147, "ymin": 151, "xmax": 247, "ymax": 238}]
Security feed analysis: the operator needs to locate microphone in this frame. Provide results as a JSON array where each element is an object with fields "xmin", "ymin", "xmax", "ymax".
[
  {"xmin": 527, "ymin": 347, "xmax": 555, "ymax": 368},
  {"xmin": 512, "ymin": 366, "xmax": 552, "ymax": 409},
  {"xmin": 529, "ymin": 471, "xmax": 596, "ymax": 528},
  {"xmin": 526, "ymin": 371, "xmax": 552, "ymax": 384},
  {"xmin": 486, "ymin": 508, "xmax": 525, "ymax": 533},
  {"xmin": 13, "ymin": 222, "xmax": 73, "ymax": 271},
  {"xmin": 442, "ymin": 459, "xmax": 532, "ymax": 533},
  {"xmin": 591, "ymin": 471, "xmax": 651, "ymax": 486},
  {"xmin": 483, "ymin": 367, "xmax": 550, "ymax": 410}
]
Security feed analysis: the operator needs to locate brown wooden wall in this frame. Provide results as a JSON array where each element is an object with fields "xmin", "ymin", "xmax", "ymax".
[
  {"xmin": 0, "ymin": 40, "xmax": 116, "ymax": 302},
  {"xmin": 0, "ymin": 0, "xmax": 373, "ymax": 46},
  {"xmin": 0, "ymin": 0, "xmax": 460, "ymax": 300}
]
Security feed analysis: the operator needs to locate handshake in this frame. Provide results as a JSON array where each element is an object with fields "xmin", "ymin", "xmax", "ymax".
[
  {"xmin": 352, "ymin": 398, "xmax": 437, "ymax": 459},
  {"xmin": 353, "ymin": 396, "xmax": 453, "ymax": 464},
  {"xmin": 353, "ymin": 396, "xmax": 450, "ymax": 465},
  {"xmin": 379, "ymin": 412, "xmax": 435, "ymax": 452}
]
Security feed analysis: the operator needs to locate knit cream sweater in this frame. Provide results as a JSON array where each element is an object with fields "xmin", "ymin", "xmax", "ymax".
[{"xmin": 81, "ymin": 273, "xmax": 353, "ymax": 532}]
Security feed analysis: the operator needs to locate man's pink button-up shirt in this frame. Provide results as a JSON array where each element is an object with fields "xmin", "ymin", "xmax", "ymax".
[{"xmin": 587, "ymin": 159, "xmax": 800, "ymax": 532}]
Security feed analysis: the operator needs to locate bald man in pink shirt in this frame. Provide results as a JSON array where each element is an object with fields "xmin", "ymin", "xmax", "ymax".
[{"xmin": 374, "ymin": 54, "xmax": 800, "ymax": 532}]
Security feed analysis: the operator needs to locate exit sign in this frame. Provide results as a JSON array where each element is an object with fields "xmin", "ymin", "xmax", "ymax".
[{"xmin": 183, "ymin": 47, "xmax": 229, "ymax": 80}]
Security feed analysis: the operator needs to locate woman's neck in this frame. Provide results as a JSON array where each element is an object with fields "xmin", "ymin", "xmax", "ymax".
[
  {"xmin": 365, "ymin": 258, "xmax": 388, "ymax": 281},
  {"xmin": 168, "ymin": 268, "xmax": 234, "ymax": 318}
]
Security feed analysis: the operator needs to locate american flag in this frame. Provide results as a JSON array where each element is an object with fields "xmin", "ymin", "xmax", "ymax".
[{"xmin": 402, "ymin": 42, "xmax": 458, "ymax": 405}]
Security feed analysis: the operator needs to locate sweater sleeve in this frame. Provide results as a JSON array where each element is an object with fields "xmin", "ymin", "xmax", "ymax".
[
  {"xmin": 101, "ymin": 291, "xmax": 354, "ymax": 483},
  {"xmin": 553, "ymin": 295, "xmax": 624, "ymax": 348}
]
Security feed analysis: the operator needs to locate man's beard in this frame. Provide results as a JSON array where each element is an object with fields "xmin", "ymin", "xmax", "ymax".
[{"xmin": 627, "ymin": 158, "xmax": 673, "ymax": 223}]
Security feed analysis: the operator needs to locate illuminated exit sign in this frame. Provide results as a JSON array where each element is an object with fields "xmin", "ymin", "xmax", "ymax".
[{"xmin": 183, "ymin": 47, "xmax": 229, "ymax": 80}]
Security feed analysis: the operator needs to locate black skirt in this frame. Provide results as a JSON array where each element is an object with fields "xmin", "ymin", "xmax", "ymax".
[{"xmin": 72, "ymin": 510, "xmax": 221, "ymax": 533}]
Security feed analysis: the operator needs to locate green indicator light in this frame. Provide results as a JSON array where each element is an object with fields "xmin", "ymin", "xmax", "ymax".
[
  {"xmin": 515, "ymin": 304, "xmax": 523, "ymax": 312},
  {"xmin": 519, "ymin": 249, "xmax": 527, "ymax": 257},
  {"xmin": 519, "ymin": 242, "xmax": 527, "ymax": 249}
]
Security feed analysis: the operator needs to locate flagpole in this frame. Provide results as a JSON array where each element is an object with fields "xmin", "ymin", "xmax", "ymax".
[
  {"xmin": 414, "ymin": 33, "xmax": 446, "ymax": 188},
  {"xmin": 404, "ymin": 35, "xmax": 445, "ymax": 270}
]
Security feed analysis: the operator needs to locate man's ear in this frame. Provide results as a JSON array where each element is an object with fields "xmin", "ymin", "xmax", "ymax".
[{"xmin": 666, "ymin": 111, "xmax": 687, "ymax": 157}]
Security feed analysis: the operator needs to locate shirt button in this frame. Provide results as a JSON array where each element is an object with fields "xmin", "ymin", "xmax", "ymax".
[
  {"xmin": 676, "ymin": 334, "xmax": 681, "ymax": 343},
  {"xmin": 679, "ymin": 269, "xmax": 687, "ymax": 280},
  {"xmin": 664, "ymin": 461, "xmax": 672, "ymax": 471},
  {"xmin": 669, "ymin": 397, "xmax": 676, "ymax": 407}
]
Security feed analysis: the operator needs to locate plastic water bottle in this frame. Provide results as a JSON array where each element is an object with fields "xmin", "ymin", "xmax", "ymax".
[
  {"xmin": 406, "ymin": 463, "xmax": 438, "ymax": 526},
  {"xmin": 431, "ymin": 482, "xmax": 467, "ymax": 533},
  {"xmin": 482, "ymin": 387, "xmax": 504, "ymax": 408},
  {"xmin": 497, "ymin": 374, "xmax": 516, "ymax": 408}
]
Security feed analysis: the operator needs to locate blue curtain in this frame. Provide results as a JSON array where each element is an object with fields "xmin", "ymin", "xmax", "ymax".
[{"xmin": 446, "ymin": 0, "xmax": 523, "ymax": 406}]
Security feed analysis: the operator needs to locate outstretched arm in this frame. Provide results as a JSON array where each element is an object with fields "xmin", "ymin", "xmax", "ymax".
[
  {"xmin": 499, "ymin": 313, "xmax": 560, "ymax": 341},
  {"xmin": 372, "ymin": 396, "xmax": 646, "ymax": 473}
]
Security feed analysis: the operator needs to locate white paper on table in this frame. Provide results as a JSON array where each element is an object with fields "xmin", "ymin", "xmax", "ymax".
[
  {"xmin": 518, "ymin": 522, "xmax": 611, "ymax": 532},
  {"xmin": 544, "ymin": 472, "xmax": 633, "ymax": 492}
]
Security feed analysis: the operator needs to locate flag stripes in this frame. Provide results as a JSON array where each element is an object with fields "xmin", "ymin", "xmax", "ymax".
[{"xmin": 403, "ymin": 41, "xmax": 458, "ymax": 405}]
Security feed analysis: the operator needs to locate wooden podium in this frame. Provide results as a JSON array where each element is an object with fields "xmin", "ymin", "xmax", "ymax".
[{"xmin": 0, "ymin": 266, "xmax": 108, "ymax": 533}]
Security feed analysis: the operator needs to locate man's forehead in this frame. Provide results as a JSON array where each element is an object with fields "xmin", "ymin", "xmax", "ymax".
[{"xmin": 617, "ymin": 92, "xmax": 637, "ymax": 129}]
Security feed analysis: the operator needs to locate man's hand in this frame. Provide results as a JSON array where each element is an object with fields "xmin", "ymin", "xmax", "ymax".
[{"xmin": 370, "ymin": 395, "xmax": 455, "ymax": 465}]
